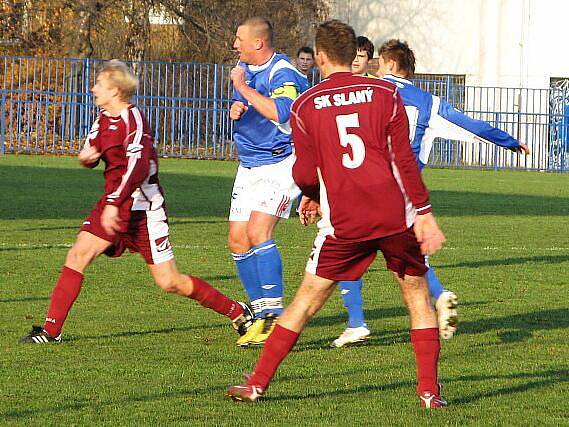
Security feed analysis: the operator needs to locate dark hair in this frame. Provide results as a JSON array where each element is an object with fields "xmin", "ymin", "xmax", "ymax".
[
  {"xmin": 378, "ymin": 39, "xmax": 416, "ymax": 77},
  {"xmin": 239, "ymin": 16, "xmax": 273, "ymax": 46},
  {"xmin": 356, "ymin": 36, "xmax": 374, "ymax": 60},
  {"xmin": 297, "ymin": 46, "xmax": 314, "ymax": 58},
  {"xmin": 315, "ymin": 20, "xmax": 356, "ymax": 67}
]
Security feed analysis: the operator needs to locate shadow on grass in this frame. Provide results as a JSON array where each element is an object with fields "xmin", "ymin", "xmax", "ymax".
[
  {"xmin": 1, "ymin": 164, "xmax": 568, "ymax": 220},
  {"xmin": 438, "ymin": 254, "xmax": 569, "ymax": 269},
  {"xmin": 18, "ymin": 219, "xmax": 228, "ymax": 232},
  {"xmin": 459, "ymin": 308, "xmax": 569, "ymax": 343},
  {"xmin": 0, "ymin": 244, "xmax": 71, "ymax": 252},
  {"xmin": 265, "ymin": 369, "xmax": 569, "ymax": 404},
  {"xmin": 298, "ymin": 306, "xmax": 568, "ymax": 350},
  {"xmin": 1, "ymin": 383, "xmax": 228, "ymax": 420},
  {"xmin": 451, "ymin": 369, "xmax": 569, "ymax": 405},
  {"xmin": 0, "ymin": 296, "xmax": 51, "ymax": 303},
  {"xmin": 0, "ymin": 165, "xmax": 235, "ymax": 220},
  {"xmin": 65, "ymin": 323, "xmax": 226, "ymax": 342}
]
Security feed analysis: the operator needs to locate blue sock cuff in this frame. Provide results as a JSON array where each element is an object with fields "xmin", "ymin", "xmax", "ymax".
[
  {"xmin": 232, "ymin": 249, "xmax": 255, "ymax": 262},
  {"xmin": 252, "ymin": 240, "xmax": 277, "ymax": 253}
]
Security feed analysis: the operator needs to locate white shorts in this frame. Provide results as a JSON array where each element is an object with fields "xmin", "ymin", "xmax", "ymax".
[{"xmin": 229, "ymin": 154, "xmax": 301, "ymax": 222}]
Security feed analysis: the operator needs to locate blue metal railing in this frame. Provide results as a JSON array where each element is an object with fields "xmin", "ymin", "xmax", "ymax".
[{"xmin": 1, "ymin": 55, "xmax": 567, "ymax": 171}]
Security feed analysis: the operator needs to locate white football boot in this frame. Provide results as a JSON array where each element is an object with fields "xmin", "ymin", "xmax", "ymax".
[
  {"xmin": 436, "ymin": 291, "xmax": 458, "ymax": 339},
  {"xmin": 331, "ymin": 325, "xmax": 371, "ymax": 348}
]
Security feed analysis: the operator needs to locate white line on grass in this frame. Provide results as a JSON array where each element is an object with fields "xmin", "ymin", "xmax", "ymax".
[{"xmin": 1, "ymin": 243, "xmax": 569, "ymax": 251}]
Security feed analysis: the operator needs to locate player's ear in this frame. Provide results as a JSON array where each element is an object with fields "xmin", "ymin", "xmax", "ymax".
[
  {"xmin": 112, "ymin": 86, "xmax": 121, "ymax": 100},
  {"xmin": 254, "ymin": 38, "xmax": 263, "ymax": 50}
]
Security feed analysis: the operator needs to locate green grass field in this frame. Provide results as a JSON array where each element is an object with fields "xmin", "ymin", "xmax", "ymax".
[{"xmin": 0, "ymin": 155, "xmax": 568, "ymax": 426}]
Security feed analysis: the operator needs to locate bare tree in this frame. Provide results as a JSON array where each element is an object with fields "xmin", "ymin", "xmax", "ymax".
[
  {"xmin": 124, "ymin": 0, "xmax": 152, "ymax": 64},
  {"xmin": 1, "ymin": 0, "xmax": 329, "ymax": 63},
  {"xmin": 65, "ymin": 0, "xmax": 104, "ymax": 58}
]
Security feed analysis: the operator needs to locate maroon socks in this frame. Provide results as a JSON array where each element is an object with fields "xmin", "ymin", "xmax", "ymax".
[
  {"xmin": 43, "ymin": 266, "xmax": 84, "ymax": 337},
  {"xmin": 188, "ymin": 275, "xmax": 243, "ymax": 320},
  {"xmin": 410, "ymin": 328, "xmax": 441, "ymax": 395},
  {"xmin": 248, "ymin": 324, "xmax": 300, "ymax": 389}
]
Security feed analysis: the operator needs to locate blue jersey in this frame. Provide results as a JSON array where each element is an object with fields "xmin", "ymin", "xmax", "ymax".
[
  {"xmin": 233, "ymin": 53, "xmax": 309, "ymax": 168},
  {"xmin": 382, "ymin": 74, "xmax": 521, "ymax": 169}
]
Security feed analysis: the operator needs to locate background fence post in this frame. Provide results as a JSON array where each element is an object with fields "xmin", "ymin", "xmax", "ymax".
[{"xmin": 1, "ymin": 90, "xmax": 5, "ymax": 155}]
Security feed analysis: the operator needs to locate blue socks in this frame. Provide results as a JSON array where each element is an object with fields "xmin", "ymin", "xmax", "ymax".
[
  {"xmin": 339, "ymin": 268, "xmax": 446, "ymax": 329},
  {"xmin": 253, "ymin": 239, "xmax": 284, "ymax": 317},
  {"xmin": 426, "ymin": 267, "xmax": 445, "ymax": 300},
  {"xmin": 232, "ymin": 250, "xmax": 263, "ymax": 318},
  {"xmin": 339, "ymin": 279, "xmax": 366, "ymax": 328}
]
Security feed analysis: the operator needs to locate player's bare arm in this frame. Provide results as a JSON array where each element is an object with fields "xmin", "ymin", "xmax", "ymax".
[
  {"xmin": 413, "ymin": 212, "xmax": 445, "ymax": 255},
  {"xmin": 230, "ymin": 66, "xmax": 279, "ymax": 122}
]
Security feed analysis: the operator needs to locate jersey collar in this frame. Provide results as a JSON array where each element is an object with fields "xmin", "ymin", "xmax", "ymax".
[
  {"xmin": 247, "ymin": 52, "xmax": 277, "ymax": 72},
  {"xmin": 327, "ymin": 71, "xmax": 353, "ymax": 79},
  {"xmin": 383, "ymin": 74, "xmax": 413, "ymax": 85}
]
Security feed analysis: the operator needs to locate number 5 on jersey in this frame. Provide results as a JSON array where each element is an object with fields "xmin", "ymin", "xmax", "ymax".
[{"xmin": 336, "ymin": 113, "xmax": 365, "ymax": 169}]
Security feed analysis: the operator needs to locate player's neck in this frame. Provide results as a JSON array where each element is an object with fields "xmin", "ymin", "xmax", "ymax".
[
  {"xmin": 320, "ymin": 64, "xmax": 351, "ymax": 79},
  {"xmin": 104, "ymin": 101, "xmax": 131, "ymax": 117},
  {"xmin": 251, "ymin": 49, "xmax": 274, "ymax": 66}
]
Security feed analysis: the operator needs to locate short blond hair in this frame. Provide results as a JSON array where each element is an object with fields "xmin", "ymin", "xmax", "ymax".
[{"xmin": 98, "ymin": 59, "xmax": 138, "ymax": 101}]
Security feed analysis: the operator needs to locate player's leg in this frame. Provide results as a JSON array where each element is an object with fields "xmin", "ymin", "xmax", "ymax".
[
  {"xmin": 379, "ymin": 228, "xmax": 446, "ymax": 408},
  {"xmin": 148, "ymin": 259, "xmax": 251, "ymax": 329},
  {"xmin": 228, "ymin": 165, "xmax": 264, "ymax": 335},
  {"xmin": 332, "ymin": 278, "xmax": 370, "ymax": 347},
  {"xmin": 229, "ymin": 220, "xmax": 263, "ymax": 318},
  {"xmin": 247, "ymin": 210, "xmax": 282, "ymax": 344},
  {"xmin": 418, "ymin": 165, "xmax": 458, "ymax": 338},
  {"xmin": 395, "ymin": 273, "xmax": 446, "ymax": 408},
  {"xmin": 20, "ymin": 231, "xmax": 112, "ymax": 343},
  {"xmin": 426, "ymin": 262, "xmax": 458, "ymax": 340},
  {"xmin": 227, "ymin": 235, "xmax": 376, "ymax": 402},
  {"xmin": 134, "ymin": 208, "xmax": 253, "ymax": 336},
  {"xmin": 244, "ymin": 155, "xmax": 299, "ymax": 345},
  {"xmin": 227, "ymin": 272, "xmax": 336, "ymax": 402},
  {"xmin": 228, "ymin": 220, "xmax": 267, "ymax": 345}
]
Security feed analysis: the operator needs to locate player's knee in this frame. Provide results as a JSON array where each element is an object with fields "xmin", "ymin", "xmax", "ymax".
[
  {"xmin": 154, "ymin": 275, "xmax": 178, "ymax": 294},
  {"xmin": 65, "ymin": 245, "xmax": 97, "ymax": 268},
  {"xmin": 227, "ymin": 234, "xmax": 250, "ymax": 253},
  {"xmin": 247, "ymin": 229, "xmax": 271, "ymax": 247}
]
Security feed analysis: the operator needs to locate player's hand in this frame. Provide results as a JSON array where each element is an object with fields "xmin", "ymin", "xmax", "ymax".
[
  {"xmin": 413, "ymin": 212, "xmax": 445, "ymax": 255},
  {"xmin": 299, "ymin": 196, "xmax": 321, "ymax": 226},
  {"xmin": 230, "ymin": 66, "xmax": 247, "ymax": 91},
  {"xmin": 101, "ymin": 205, "xmax": 122, "ymax": 236},
  {"xmin": 516, "ymin": 143, "xmax": 530, "ymax": 155},
  {"xmin": 78, "ymin": 145, "xmax": 101, "ymax": 167},
  {"xmin": 230, "ymin": 101, "xmax": 248, "ymax": 121}
]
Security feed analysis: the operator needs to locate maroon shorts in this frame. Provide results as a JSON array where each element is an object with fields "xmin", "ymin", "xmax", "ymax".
[
  {"xmin": 306, "ymin": 227, "xmax": 427, "ymax": 281},
  {"xmin": 80, "ymin": 203, "xmax": 174, "ymax": 265}
]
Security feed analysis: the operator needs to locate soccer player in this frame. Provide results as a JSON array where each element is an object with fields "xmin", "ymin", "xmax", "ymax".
[
  {"xmin": 332, "ymin": 39, "xmax": 531, "ymax": 347},
  {"xmin": 330, "ymin": 34, "xmax": 378, "ymax": 348},
  {"xmin": 227, "ymin": 20, "xmax": 448, "ymax": 408},
  {"xmin": 19, "ymin": 60, "xmax": 253, "ymax": 344},
  {"xmin": 228, "ymin": 17, "xmax": 309, "ymax": 347},
  {"xmin": 351, "ymin": 35, "xmax": 376, "ymax": 77},
  {"xmin": 296, "ymin": 46, "xmax": 315, "ymax": 78}
]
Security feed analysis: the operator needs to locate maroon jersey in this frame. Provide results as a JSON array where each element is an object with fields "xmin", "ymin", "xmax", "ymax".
[
  {"xmin": 84, "ymin": 105, "xmax": 164, "ymax": 220},
  {"xmin": 291, "ymin": 72, "xmax": 432, "ymax": 241}
]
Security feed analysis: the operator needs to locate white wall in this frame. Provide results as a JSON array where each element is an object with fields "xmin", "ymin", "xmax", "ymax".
[{"xmin": 329, "ymin": 0, "xmax": 569, "ymax": 89}]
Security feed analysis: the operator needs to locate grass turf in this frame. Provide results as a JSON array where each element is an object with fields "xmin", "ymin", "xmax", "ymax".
[{"xmin": 0, "ymin": 155, "xmax": 568, "ymax": 426}]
